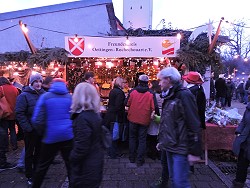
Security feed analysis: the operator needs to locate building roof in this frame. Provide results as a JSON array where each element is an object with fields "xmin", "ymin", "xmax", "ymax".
[
  {"xmin": 0, "ymin": 0, "xmax": 112, "ymax": 21},
  {"xmin": 0, "ymin": 0, "xmax": 117, "ymax": 53}
]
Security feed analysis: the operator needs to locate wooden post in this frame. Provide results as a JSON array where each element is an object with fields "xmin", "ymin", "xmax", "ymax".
[{"xmin": 19, "ymin": 20, "xmax": 37, "ymax": 54}]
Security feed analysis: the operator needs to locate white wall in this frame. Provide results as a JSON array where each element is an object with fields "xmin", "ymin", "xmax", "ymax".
[
  {"xmin": 0, "ymin": 0, "xmax": 115, "ymax": 53},
  {"xmin": 123, "ymin": 0, "xmax": 152, "ymax": 30}
]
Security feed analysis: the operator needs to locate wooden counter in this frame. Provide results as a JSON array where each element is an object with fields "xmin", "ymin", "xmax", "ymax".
[{"xmin": 204, "ymin": 123, "xmax": 237, "ymax": 150}]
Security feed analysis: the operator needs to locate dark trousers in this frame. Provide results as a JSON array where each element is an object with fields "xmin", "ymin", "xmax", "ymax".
[
  {"xmin": 0, "ymin": 120, "xmax": 17, "ymax": 149},
  {"xmin": 8, "ymin": 120, "xmax": 17, "ymax": 148},
  {"xmin": 129, "ymin": 122, "xmax": 147, "ymax": 163},
  {"xmin": 32, "ymin": 139, "xmax": 73, "ymax": 188},
  {"xmin": 24, "ymin": 131, "xmax": 42, "ymax": 179},
  {"xmin": 0, "ymin": 120, "xmax": 8, "ymax": 165},
  {"xmin": 235, "ymin": 149, "xmax": 250, "ymax": 183},
  {"xmin": 108, "ymin": 122, "xmax": 123, "ymax": 158},
  {"xmin": 161, "ymin": 150, "xmax": 169, "ymax": 184},
  {"xmin": 225, "ymin": 96, "xmax": 232, "ymax": 107},
  {"xmin": 108, "ymin": 140, "xmax": 119, "ymax": 158},
  {"xmin": 16, "ymin": 120, "xmax": 24, "ymax": 141},
  {"xmin": 147, "ymin": 134, "xmax": 159, "ymax": 159}
]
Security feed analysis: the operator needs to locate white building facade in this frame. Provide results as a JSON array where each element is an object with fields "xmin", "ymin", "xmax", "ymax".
[{"xmin": 123, "ymin": 0, "xmax": 153, "ymax": 30}]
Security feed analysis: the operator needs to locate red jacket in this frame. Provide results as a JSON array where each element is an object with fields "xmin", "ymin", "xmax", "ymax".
[
  {"xmin": 1, "ymin": 84, "xmax": 19, "ymax": 120},
  {"xmin": 126, "ymin": 86, "xmax": 155, "ymax": 126}
]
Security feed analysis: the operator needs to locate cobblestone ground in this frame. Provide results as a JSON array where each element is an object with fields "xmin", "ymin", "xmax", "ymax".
[
  {"xmin": 209, "ymin": 100, "xmax": 250, "ymax": 188},
  {"xmin": 1, "ymin": 142, "xmax": 227, "ymax": 188},
  {"xmin": 0, "ymin": 100, "xmax": 248, "ymax": 188}
]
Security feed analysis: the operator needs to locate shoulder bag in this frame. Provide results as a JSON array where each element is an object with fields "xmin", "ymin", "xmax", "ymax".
[{"xmin": 0, "ymin": 86, "xmax": 13, "ymax": 119}]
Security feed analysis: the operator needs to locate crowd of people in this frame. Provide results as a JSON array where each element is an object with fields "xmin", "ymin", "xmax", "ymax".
[
  {"xmin": 211, "ymin": 73, "xmax": 250, "ymax": 108},
  {"xmin": 0, "ymin": 67, "xmax": 249, "ymax": 188}
]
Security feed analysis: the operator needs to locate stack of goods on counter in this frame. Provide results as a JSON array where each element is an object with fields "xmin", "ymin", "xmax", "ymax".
[{"xmin": 205, "ymin": 102, "xmax": 242, "ymax": 127}]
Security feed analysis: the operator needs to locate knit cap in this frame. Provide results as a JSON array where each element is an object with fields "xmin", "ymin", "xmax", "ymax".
[{"xmin": 29, "ymin": 73, "xmax": 43, "ymax": 85}]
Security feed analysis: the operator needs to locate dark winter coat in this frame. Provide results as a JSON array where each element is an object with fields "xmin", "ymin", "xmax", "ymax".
[
  {"xmin": 233, "ymin": 103, "xmax": 250, "ymax": 160},
  {"xmin": 15, "ymin": 86, "xmax": 45, "ymax": 133},
  {"xmin": 226, "ymin": 81, "xmax": 235, "ymax": 98},
  {"xmin": 245, "ymin": 79, "xmax": 250, "ymax": 90},
  {"xmin": 158, "ymin": 82, "xmax": 202, "ymax": 156},
  {"xmin": 188, "ymin": 84, "xmax": 206, "ymax": 129},
  {"xmin": 105, "ymin": 85, "xmax": 125, "ymax": 125},
  {"xmin": 215, "ymin": 78, "xmax": 227, "ymax": 98},
  {"xmin": 237, "ymin": 82, "xmax": 245, "ymax": 94},
  {"xmin": 70, "ymin": 110, "xmax": 104, "ymax": 188}
]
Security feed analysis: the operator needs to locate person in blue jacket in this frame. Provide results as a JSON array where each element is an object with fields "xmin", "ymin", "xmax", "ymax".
[{"xmin": 31, "ymin": 78, "xmax": 73, "ymax": 188}]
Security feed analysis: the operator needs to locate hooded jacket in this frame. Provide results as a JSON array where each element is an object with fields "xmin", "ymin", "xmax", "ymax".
[
  {"xmin": 32, "ymin": 81, "xmax": 73, "ymax": 144},
  {"xmin": 126, "ymin": 84, "xmax": 155, "ymax": 126}
]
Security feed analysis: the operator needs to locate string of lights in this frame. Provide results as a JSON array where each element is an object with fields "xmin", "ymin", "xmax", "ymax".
[
  {"xmin": 0, "ymin": 24, "xmax": 18, "ymax": 32},
  {"xmin": 23, "ymin": 22, "xmax": 197, "ymax": 37},
  {"xmin": 226, "ymin": 21, "xmax": 250, "ymax": 29},
  {"xmin": 28, "ymin": 25, "xmax": 70, "ymax": 35},
  {"xmin": 184, "ymin": 20, "xmax": 220, "ymax": 31}
]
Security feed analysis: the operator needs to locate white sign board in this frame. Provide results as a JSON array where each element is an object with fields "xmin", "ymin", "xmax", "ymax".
[{"xmin": 65, "ymin": 36, "xmax": 180, "ymax": 58}]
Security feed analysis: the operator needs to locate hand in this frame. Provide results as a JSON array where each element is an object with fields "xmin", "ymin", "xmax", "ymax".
[
  {"xmin": 156, "ymin": 143, "xmax": 161, "ymax": 151},
  {"xmin": 188, "ymin": 154, "xmax": 201, "ymax": 163},
  {"xmin": 151, "ymin": 111, "xmax": 155, "ymax": 120}
]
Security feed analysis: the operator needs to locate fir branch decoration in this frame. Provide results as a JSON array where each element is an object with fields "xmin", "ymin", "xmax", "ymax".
[
  {"xmin": 27, "ymin": 47, "xmax": 69, "ymax": 68},
  {"xmin": 0, "ymin": 50, "xmax": 31, "ymax": 63}
]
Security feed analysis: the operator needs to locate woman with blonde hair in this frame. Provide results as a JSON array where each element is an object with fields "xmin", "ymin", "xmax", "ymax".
[
  {"xmin": 105, "ymin": 76, "xmax": 126, "ymax": 158},
  {"xmin": 70, "ymin": 82, "xmax": 104, "ymax": 188}
]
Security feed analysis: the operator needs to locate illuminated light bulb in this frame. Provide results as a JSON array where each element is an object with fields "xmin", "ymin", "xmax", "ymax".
[
  {"xmin": 18, "ymin": 67, "xmax": 22, "ymax": 70},
  {"xmin": 55, "ymin": 68, "xmax": 59, "ymax": 71},
  {"xmin": 95, "ymin": 61, "xmax": 102, "ymax": 66},
  {"xmin": 42, "ymin": 71, "xmax": 46, "ymax": 74},
  {"xmin": 125, "ymin": 39, "xmax": 130, "ymax": 45},
  {"xmin": 13, "ymin": 72, "xmax": 19, "ymax": 76},
  {"xmin": 176, "ymin": 33, "xmax": 182, "ymax": 39},
  {"xmin": 234, "ymin": 55, "xmax": 239, "ymax": 59},
  {"xmin": 244, "ymin": 58, "xmax": 248, "ymax": 62},
  {"xmin": 74, "ymin": 34, "xmax": 79, "ymax": 43},
  {"xmin": 21, "ymin": 24, "xmax": 28, "ymax": 33}
]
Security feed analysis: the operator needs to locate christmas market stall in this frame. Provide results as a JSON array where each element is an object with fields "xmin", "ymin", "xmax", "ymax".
[
  {"xmin": 64, "ymin": 35, "xmax": 181, "ymax": 94},
  {"xmin": 0, "ymin": 48, "xmax": 69, "ymax": 86}
]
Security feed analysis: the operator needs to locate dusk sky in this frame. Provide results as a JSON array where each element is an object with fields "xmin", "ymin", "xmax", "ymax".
[{"xmin": 0, "ymin": 0, "xmax": 249, "ymax": 32}]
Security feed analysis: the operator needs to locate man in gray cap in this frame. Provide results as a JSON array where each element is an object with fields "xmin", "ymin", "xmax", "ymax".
[
  {"xmin": 15, "ymin": 72, "xmax": 45, "ymax": 186},
  {"xmin": 125, "ymin": 74, "xmax": 156, "ymax": 167}
]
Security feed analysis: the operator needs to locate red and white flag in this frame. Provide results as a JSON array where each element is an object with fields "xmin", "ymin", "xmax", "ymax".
[{"xmin": 68, "ymin": 37, "xmax": 84, "ymax": 56}]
